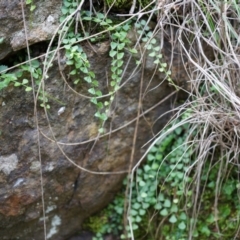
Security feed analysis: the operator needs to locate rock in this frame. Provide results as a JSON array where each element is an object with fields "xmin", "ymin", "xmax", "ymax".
[
  {"xmin": 0, "ymin": 37, "xmax": 180, "ymax": 239},
  {"xmin": 0, "ymin": 2, "xmax": 214, "ymax": 239},
  {"xmin": 0, "ymin": 0, "xmax": 62, "ymax": 60}
]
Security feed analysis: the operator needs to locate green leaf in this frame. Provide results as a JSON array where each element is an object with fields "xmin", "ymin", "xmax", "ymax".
[
  {"xmin": 132, "ymin": 202, "xmax": 141, "ymax": 210},
  {"xmin": 84, "ymin": 76, "xmax": 92, "ymax": 83},
  {"xmin": 107, "ymin": 26, "xmax": 115, "ymax": 31},
  {"xmin": 144, "ymin": 165, "xmax": 151, "ymax": 172},
  {"xmin": 147, "ymin": 154, "xmax": 155, "ymax": 161},
  {"xmin": 117, "ymin": 43, "xmax": 125, "ymax": 50},
  {"xmin": 64, "ymin": 44, "xmax": 71, "ymax": 50},
  {"xmin": 142, "ymin": 37, "xmax": 148, "ymax": 42},
  {"xmin": 61, "ymin": 7, "xmax": 68, "ymax": 15},
  {"xmin": 173, "ymin": 199, "xmax": 179, "ymax": 204},
  {"xmin": 25, "ymin": 86, "xmax": 32, "ymax": 92},
  {"xmin": 154, "ymin": 203, "xmax": 162, "ymax": 210},
  {"xmin": 70, "ymin": 69, "xmax": 77, "ymax": 75},
  {"xmin": 130, "ymin": 209, "xmax": 138, "ymax": 216},
  {"xmin": 139, "ymin": 209, "xmax": 146, "ymax": 215},
  {"xmin": 98, "ymin": 128, "xmax": 104, "ymax": 134},
  {"xmin": 140, "ymin": 19, "xmax": 147, "ymax": 26},
  {"xmin": 146, "ymin": 44, "xmax": 152, "ymax": 50},
  {"xmin": 83, "ymin": 16, "xmax": 92, "ymax": 21},
  {"xmin": 0, "ymin": 81, "xmax": 9, "ymax": 90},
  {"xmin": 88, "ymin": 88, "xmax": 95, "ymax": 95},
  {"xmin": 106, "ymin": 18, "xmax": 113, "ymax": 24},
  {"xmin": 111, "ymin": 66, "xmax": 117, "ymax": 72},
  {"xmin": 135, "ymin": 215, "xmax": 142, "ymax": 223},
  {"xmin": 178, "ymin": 221, "xmax": 186, "ymax": 230},
  {"xmin": 169, "ymin": 215, "xmax": 177, "ymax": 223},
  {"xmin": 88, "ymin": 71, "xmax": 95, "ymax": 78},
  {"xmin": 155, "ymin": 153, "xmax": 162, "ymax": 160},
  {"xmin": 14, "ymin": 82, "xmax": 21, "ymax": 87},
  {"xmin": 160, "ymin": 208, "xmax": 168, "ymax": 216},
  {"xmin": 150, "ymin": 38, "xmax": 157, "ymax": 45},
  {"xmin": 0, "ymin": 65, "xmax": 8, "ymax": 73},
  {"xmin": 179, "ymin": 212, "xmax": 187, "ymax": 220},
  {"xmin": 129, "ymin": 48, "xmax": 138, "ymax": 54},
  {"xmin": 117, "ymin": 52, "xmax": 124, "ymax": 59},
  {"xmin": 69, "ymin": 8, "xmax": 76, "ymax": 14},
  {"xmin": 22, "ymin": 79, "xmax": 28, "ymax": 84},
  {"xmin": 200, "ymin": 225, "xmax": 210, "ymax": 236},
  {"xmin": 95, "ymin": 112, "xmax": 108, "ymax": 121},
  {"xmin": 110, "ymin": 81, "xmax": 116, "ymax": 86},
  {"xmin": 74, "ymin": 79, "xmax": 80, "ymax": 84},
  {"xmin": 110, "ymin": 42, "xmax": 118, "ymax": 50},
  {"xmin": 151, "ymin": 162, "xmax": 159, "ymax": 170},
  {"xmin": 111, "ymin": 74, "xmax": 118, "ymax": 80},
  {"xmin": 141, "ymin": 192, "xmax": 147, "ymax": 198},
  {"xmin": 100, "ymin": 21, "xmax": 108, "ymax": 26},
  {"xmin": 170, "ymin": 204, "xmax": 178, "ymax": 213},
  {"xmin": 92, "ymin": 80, "xmax": 98, "ymax": 87},
  {"xmin": 176, "ymin": 171, "xmax": 184, "ymax": 179},
  {"xmin": 117, "ymin": 60, "xmax": 124, "ymax": 68},
  {"xmin": 80, "ymin": 67, "xmax": 89, "ymax": 74},
  {"xmin": 109, "ymin": 50, "xmax": 117, "ymax": 58},
  {"xmin": 149, "ymin": 52, "xmax": 156, "ymax": 57},
  {"xmin": 117, "ymin": 69, "xmax": 123, "ymax": 75},
  {"xmin": 132, "ymin": 223, "xmax": 138, "ymax": 230},
  {"xmin": 163, "ymin": 199, "xmax": 171, "ymax": 208},
  {"xmin": 141, "ymin": 202, "xmax": 150, "ymax": 209},
  {"xmin": 95, "ymin": 90, "xmax": 102, "ymax": 97},
  {"xmin": 91, "ymin": 97, "xmax": 97, "ymax": 105},
  {"xmin": 30, "ymin": 5, "xmax": 36, "ymax": 11},
  {"xmin": 139, "ymin": 181, "xmax": 145, "ymax": 187},
  {"xmin": 66, "ymin": 60, "xmax": 74, "ymax": 65},
  {"xmin": 97, "ymin": 102, "xmax": 103, "ymax": 109}
]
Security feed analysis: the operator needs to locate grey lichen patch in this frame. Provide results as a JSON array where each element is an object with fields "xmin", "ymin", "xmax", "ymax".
[
  {"xmin": 46, "ymin": 215, "xmax": 61, "ymax": 239},
  {"xmin": 30, "ymin": 161, "xmax": 41, "ymax": 172},
  {"xmin": 0, "ymin": 153, "xmax": 18, "ymax": 175},
  {"xmin": 46, "ymin": 204, "xmax": 57, "ymax": 213}
]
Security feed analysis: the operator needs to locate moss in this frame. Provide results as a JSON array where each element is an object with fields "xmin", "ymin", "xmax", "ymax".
[{"xmin": 83, "ymin": 211, "xmax": 108, "ymax": 234}]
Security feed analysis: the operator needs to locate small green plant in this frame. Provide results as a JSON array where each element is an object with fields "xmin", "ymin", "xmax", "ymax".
[
  {"xmin": 26, "ymin": 0, "xmax": 36, "ymax": 12},
  {"xmin": 60, "ymin": 6, "xmax": 135, "ymax": 131},
  {"xmin": 83, "ymin": 110, "xmax": 240, "ymax": 239},
  {"xmin": 63, "ymin": 31, "xmax": 107, "ymax": 124},
  {"xmin": 0, "ymin": 60, "xmax": 52, "ymax": 108},
  {"xmin": 0, "ymin": 62, "xmax": 35, "ymax": 92},
  {"xmin": 60, "ymin": 0, "xmax": 79, "ymax": 23},
  {"xmin": 134, "ymin": 19, "xmax": 176, "ymax": 88}
]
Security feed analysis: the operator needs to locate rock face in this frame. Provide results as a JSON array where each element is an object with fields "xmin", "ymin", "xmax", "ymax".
[
  {"xmin": 0, "ymin": 0, "xmax": 62, "ymax": 60},
  {"xmin": 0, "ymin": 2, "xmax": 192, "ymax": 240},
  {"xmin": 0, "ymin": 44, "xmax": 178, "ymax": 239}
]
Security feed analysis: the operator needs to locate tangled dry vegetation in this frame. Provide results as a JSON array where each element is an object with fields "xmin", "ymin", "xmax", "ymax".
[
  {"xmin": 41, "ymin": 0, "xmax": 240, "ymax": 238},
  {"xmin": 1, "ymin": 0, "xmax": 240, "ymax": 239},
  {"xmin": 125, "ymin": 0, "xmax": 240, "ymax": 239}
]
